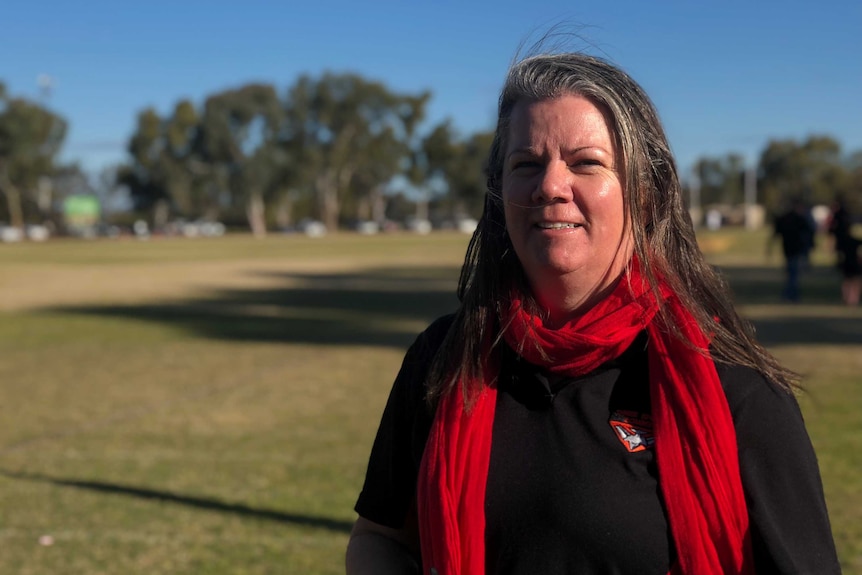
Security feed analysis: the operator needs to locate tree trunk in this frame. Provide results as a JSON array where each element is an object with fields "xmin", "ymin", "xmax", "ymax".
[
  {"xmin": 415, "ymin": 193, "xmax": 429, "ymax": 222},
  {"xmin": 153, "ymin": 199, "xmax": 170, "ymax": 231},
  {"xmin": 0, "ymin": 167, "xmax": 24, "ymax": 229},
  {"xmin": 371, "ymin": 186, "xmax": 386, "ymax": 225},
  {"xmin": 275, "ymin": 195, "xmax": 293, "ymax": 230},
  {"xmin": 315, "ymin": 171, "xmax": 340, "ymax": 232},
  {"xmin": 356, "ymin": 196, "xmax": 370, "ymax": 221},
  {"xmin": 246, "ymin": 190, "xmax": 266, "ymax": 238},
  {"xmin": 321, "ymin": 187, "xmax": 339, "ymax": 232},
  {"xmin": 36, "ymin": 176, "xmax": 53, "ymax": 221},
  {"xmin": 450, "ymin": 199, "xmax": 466, "ymax": 221},
  {"xmin": 203, "ymin": 205, "xmax": 220, "ymax": 222}
]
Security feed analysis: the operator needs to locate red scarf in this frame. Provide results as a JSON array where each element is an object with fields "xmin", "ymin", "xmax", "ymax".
[{"xmin": 417, "ymin": 263, "xmax": 754, "ymax": 575}]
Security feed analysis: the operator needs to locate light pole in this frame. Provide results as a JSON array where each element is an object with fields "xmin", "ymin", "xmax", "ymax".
[
  {"xmin": 689, "ymin": 164, "xmax": 702, "ymax": 229},
  {"xmin": 743, "ymin": 164, "xmax": 760, "ymax": 229}
]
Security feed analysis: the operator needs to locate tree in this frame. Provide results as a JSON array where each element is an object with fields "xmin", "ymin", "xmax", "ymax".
[
  {"xmin": 118, "ymin": 107, "xmax": 173, "ymax": 227},
  {"xmin": 198, "ymin": 84, "xmax": 284, "ymax": 236},
  {"xmin": 0, "ymin": 82, "xmax": 68, "ymax": 228},
  {"xmin": 347, "ymin": 126, "xmax": 403, "ymax": 224},
  {"xmin": 414, "ymin": 120, "xmax": 459, "ymax": 220},
  {"xmin": 412, "ymin": 121, "xmax": 493, "ymax": 221},
  {"xmin": 282, "ymin": 73, "xmax": 429, "ymax": 230},
  {"xmin": 162, "ymin": 99, "xmax": 212, "ymax": 219},
  {"xmin": 120, "ymin": 99, "xmax": 233, "ymax": 227},
  {"xmin": 447, "ymin": 130, "xmax": 494, "ymax": 218},
  {"xmin": 121, "ymin": 87, "xmax": 287, "ymax": 235},
  {"xmin": 353, "ymin": 94, "xmax": 429, "ymax": 225},
  {"xmin": 758, "ymin": 136, "xmax": 849, "ymax": 211},
  {"xmin": 693, "ymin": 153, "xmax": 746, "ymax": 207}
]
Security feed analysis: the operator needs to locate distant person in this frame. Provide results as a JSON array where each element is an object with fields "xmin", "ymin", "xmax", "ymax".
[
  {"xmin": 828, "ymin": 196, "xmax": 861, "ymax": 305},
  {"xmin": 347, "ymin": 51, "xmax": 840, "ymax": 574},
  {"xmin": 771, "ymin": 198, "xmax": 816, "ymax": 302}
]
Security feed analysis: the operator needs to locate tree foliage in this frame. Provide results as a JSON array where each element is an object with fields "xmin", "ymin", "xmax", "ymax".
[
  {"xmin": 694, "ymin": 153, "xmax": 746, "ymax": 206},
  {"xmin": 283, "ymin": 73, "xmax": 430, "ymax": 230},
  {"xmin": 690, "ymin": 136, "xmax": 860, "ymax": 218},
  {"xmin": 198, "ymin": 84, "xmax": 284, "ymax": 236},
  {"xmin": 758, "ymin": 135, "xmax": 851, "ymax": 211},
  {"xmin": 0, "ymin": 83, "xmax": 67, "ymax": 227},
  {"xmin": 119, "ymin": 73, "xmax": 443, "ymax": 233},
  {"xmin": 409, "ymin": 121, "xmax": 493, "ymax": 220},
  {"xmin": 446, "ymin": 130, "xmax": 495, "ymax": 218}
]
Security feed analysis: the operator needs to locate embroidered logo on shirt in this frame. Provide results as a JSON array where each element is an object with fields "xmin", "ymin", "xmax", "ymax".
[{"xmin": 609, "ymin": 410, "xmax": 655, "ymax": 453}]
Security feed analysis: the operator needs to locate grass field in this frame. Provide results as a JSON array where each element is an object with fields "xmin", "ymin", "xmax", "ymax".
[{"xmin": 0, "ymin": 230, "xmax": 859, "ymax": 574}]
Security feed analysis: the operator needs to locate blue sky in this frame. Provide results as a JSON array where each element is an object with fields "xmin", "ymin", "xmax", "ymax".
[{"xmin": 2, "ymin": 0, "xmax": 860, "ymax": 177}]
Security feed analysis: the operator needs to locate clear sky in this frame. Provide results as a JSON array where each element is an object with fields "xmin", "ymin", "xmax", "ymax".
[{"xmin": 2, "ymin": 0, "xmax": 860, "ymax": 178}]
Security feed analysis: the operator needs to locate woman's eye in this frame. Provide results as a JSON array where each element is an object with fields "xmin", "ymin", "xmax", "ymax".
[{"xmin": 511, "ymin": 160, "xmax": 540, "ymax": 171}]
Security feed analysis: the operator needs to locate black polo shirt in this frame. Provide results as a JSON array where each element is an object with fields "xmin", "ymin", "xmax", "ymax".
[{"xmin": 355, "ymin": 315, "xmax": 841, "ymax": 574}]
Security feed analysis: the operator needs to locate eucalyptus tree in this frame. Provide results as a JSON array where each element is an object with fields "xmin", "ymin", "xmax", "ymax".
[
  {"xmin": 693, "ymin": 153, "xmax": 746, "ymax": 207},
  {"xmin": 0, "ymin": 82, "xmax": 67, "ymax": 228},
  {"xmin": 347, "ymin": 125, "xmax": 403, "ymax": 224},
  {"xmin": 118, "ymin": 107, "xmax": 172, "ymax": 227},
  {"xmin": 282, "ymin": 72, "xmax": 429, "ymax": 230},
  {"xmin": 447, "ymin": 130, "xmax": 494, "ymax": 218},
  {"xmin": 197, "ymin": 84, "xmax": 284, "ymax": 236},
  {"xmin": 413, "ymin": 121, "xmax": 493, "ymax": 221},
  {"xmin": 352, "ymin": 94, "xmax": 430, "ymax": 225},
  {"xmin": 121, "ymin": 97, "xmax": 249, "ymax": 227},
  {"xmin": 758, "ymin": 136, "xmax": 849, "ymax": 211},
  {"xmin": 162, "ymin": 99, "xmax": 211, "ymax": 218},
  {"xmin": 413, "ymin": 120, "xmax": 458, "ymax": 220}
]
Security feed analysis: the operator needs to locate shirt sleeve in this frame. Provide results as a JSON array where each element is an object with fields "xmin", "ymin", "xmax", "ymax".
[
  {"xmin": 719, "ymin": 364, "xmax": 842, "ymax": 574},
  {"xmin": 353, "ymin": 316, "xmax": 451, "ymax": 528}
]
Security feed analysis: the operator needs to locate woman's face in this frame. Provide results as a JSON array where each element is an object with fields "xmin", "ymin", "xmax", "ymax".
[{"xmin": 502, "ymin": 94, "xmax": 633, "ymax": 311}]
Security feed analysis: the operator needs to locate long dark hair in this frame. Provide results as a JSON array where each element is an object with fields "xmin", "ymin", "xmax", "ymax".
[{"xmin": 426, "ymin": 52, "xmax": 796, "ymax": 405}]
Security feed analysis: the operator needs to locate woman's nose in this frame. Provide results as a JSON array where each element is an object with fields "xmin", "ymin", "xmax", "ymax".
[{"xmin": 531, "ymin": 160, "xmax": 573, "ymax": 205}]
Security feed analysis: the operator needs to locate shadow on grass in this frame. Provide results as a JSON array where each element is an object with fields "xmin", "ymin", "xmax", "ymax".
[
  {"xmin": 48, "ymin": 265, "xmax": 462, "ymax": 350},
  {"xmin": 47, "ymin": 263, "xmax": 860, "ymax": 349},
  {"xmin": 0, "ymin": 468, "xmax": 354, "ymax": 534},
  {"xmin": 718, "ymin": 264, "xmax": 862, "ymax": 346},
  {"xmin": 719, "ymin": 264, "xmax": 841, "ymax": 305},
  {"xmin": 719, "ymin": 266, "xmax": 862, "ymax": 346}
]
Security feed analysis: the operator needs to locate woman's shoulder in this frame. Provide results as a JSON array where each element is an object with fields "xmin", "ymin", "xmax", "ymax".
[
  {"xmin": 405, "ymin": 313, "xmax": 456, "ymax": 360},
  {"xmin": 419, "ymin": 312, "xmax": 457, "ymax": 343},
  {"xmin": 713, "ymin": 361, "xmax": 801, "ymax": 419},
  {"xmin": 394, "ymin": 313, "xmax": 456, "ymax": 388}
]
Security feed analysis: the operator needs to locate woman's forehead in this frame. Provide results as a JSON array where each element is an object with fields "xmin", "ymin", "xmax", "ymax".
[{"xmin": 505, "ymin": 96, "xmax": 616, "ymax": 152}]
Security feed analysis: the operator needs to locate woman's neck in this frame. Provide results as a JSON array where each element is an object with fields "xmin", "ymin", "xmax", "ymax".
[{"xmin": 534, "ymin": 271, "xmax": 626, "ymax": 329}]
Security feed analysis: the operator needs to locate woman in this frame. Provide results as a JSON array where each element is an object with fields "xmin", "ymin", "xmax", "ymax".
[{"xmin": 346, "ymin": 53, "xmax": 841, "ymax": 574}]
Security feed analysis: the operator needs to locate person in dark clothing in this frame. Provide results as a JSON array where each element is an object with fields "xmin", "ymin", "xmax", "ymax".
[
  {"xmin": 828, "ymin": 197, "xmax": 861, "ymax": 305},
  {"xmin": 347, "ymin": 52, "xmax": 841, "ymax": 575},
  {"xmin": 772, "ymin": 199, "xmax": 816, "ymax": 302}
]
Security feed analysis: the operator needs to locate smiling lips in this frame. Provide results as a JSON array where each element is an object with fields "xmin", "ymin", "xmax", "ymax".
[{"xmin": 536, "ymin": 222, "xmax": 582, "ymax": 230}]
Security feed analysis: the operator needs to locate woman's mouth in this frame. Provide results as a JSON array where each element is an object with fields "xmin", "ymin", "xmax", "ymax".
[{"xmin": 536, "ymin": 222, "xmax": 581, "ymax": 230}]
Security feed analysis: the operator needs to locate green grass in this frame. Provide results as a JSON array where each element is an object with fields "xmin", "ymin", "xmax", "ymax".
[{"xmin": 0, "ymin": 230, "xmax": 859, "ymax": 574}]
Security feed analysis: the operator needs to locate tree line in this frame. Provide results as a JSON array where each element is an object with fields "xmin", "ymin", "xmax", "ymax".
[
  {"xmin": 1, "ymin": 74, "xmax": 860, "ymax": 235},
  {"xmin": 692, "ymin": 138, "xmax": 862, "ymax": 214}
]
